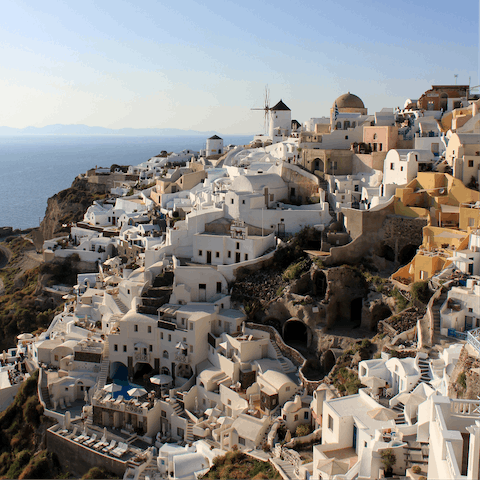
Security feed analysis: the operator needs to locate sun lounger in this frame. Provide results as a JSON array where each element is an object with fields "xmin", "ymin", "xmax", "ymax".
[
  {"xmin": 66, "ymin": 426, "xmax": 78, "ymax": 439},
  {"xmin": 57, "ymin": 427, "xmax": 68, "ymax": 435},
  {"xmin": 93, "ymin": 436, "xmax": 108, "ymax": 450},
  {"xmin": 112, "ymin": 442, "xmax": 129, "ymax": 458},
  {"xmin": 114, "ymin": 395, "xmax": 124, "ymax": 405},
  {"xmin": 103, "ymin": 440, "xmax": 117, "ymax": 453},
  {"xmin": 84, "ymin": 434, "xmax": 97, "ymax": 446},
  {"xmin": 74, "ymin": 431, "xmax": 88, "ymax": 443}
]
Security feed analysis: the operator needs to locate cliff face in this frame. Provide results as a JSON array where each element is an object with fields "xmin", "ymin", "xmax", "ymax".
[{"xmin": 39, "ymin": 177, "xmax": 106, "ymax": 242}]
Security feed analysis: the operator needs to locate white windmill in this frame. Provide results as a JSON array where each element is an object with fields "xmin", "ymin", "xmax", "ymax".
[{"xmin": 251, "ymin": 85, "xmax": 271, "ymax": 135}]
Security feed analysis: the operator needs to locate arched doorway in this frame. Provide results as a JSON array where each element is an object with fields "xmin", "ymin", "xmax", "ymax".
[
  {"xmin": 350, "ymin": 298, "xmax": 363, "ymax": 328},
  {"xmin": 313, "ymin": 271, "xmax": 327, "ymax": 298},
  {"xmin": 283, "ymin": 319, "xmax": 309, "ymax": 350},
  {"xmin": 313, "ymin": 158, "xmax": 324, "ymax": 172},
  {"xmin": 110, "ymin": 361, "xmax": 128, "ymax": 382},
  {"xmin": 133, "ymin": 362, "xmax": 153, "ymax": 382},
  {"xmin": 399, "ymin": 244, "xmax": 418, "ymax": 265},
  {"xmin": 378, "ymin": 243, "xmax": 395, "ymax": 262}
]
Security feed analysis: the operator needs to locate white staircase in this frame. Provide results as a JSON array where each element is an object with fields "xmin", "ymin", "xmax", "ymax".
[
  {"xmin": 185, "ymin": 422, "xmax": 194, "ymax": 443},
  {"xmin": 393, "ymin": 402, "xmax": 406, "ymax": 425},
  {"xmin": 96, "ymin": 338, "xmax": 110, "ymax": 392},
  {"xmin": 270, "ymin": 340, "xmax": 291, "ymax": 374},
  {"xmin": 113, "ymin": 295, "xmax": 129, "ymax": 314}
]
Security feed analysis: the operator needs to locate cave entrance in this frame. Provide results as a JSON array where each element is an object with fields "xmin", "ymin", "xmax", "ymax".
[
  {"xmin": 370, "ymin": 304, "xmax": 392, "ymax": 331},
  {"xmin": 350, "ymin": 297, "xmax": 363, "ymax": 328},
  {"xmin": 283, "ymin": 319, "xmax": 308, "ymax": 351},
  {"xmin": 133, "ymin": 362, "xmax": 153, "ymax": 382},
  {"xmin": 313, "ymin": 270, "xmax": 327, "ymax": 299},
  {"xmin": 323, "ymin": 350, "xmax": 336, "ymax": 375},
  {"xmin": 378, "ymin": 243, "xmax": 395, "ymax": 262},
  {"xmin": 399, "ymin": 244, "xmax": 418, "ymax": 266}
]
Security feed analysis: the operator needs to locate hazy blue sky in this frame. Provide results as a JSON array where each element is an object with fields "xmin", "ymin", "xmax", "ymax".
[{"xmin": 1, "ymin": 0, "xmax": 478, "ymax": 134}]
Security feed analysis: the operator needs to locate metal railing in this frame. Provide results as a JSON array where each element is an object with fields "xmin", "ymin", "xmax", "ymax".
[{"xmin": 467, "ymin": 327, "xmax": 480, "ymax": 354}]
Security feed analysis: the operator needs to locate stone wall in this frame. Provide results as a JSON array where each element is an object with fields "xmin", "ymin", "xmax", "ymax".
[
  {"xmin": 46, "ymin": 430, "xmax": 129, "ymax": 477},
  {"xmin": 382, "ymin": 215, "xmax": 427, "ymax": 259}
]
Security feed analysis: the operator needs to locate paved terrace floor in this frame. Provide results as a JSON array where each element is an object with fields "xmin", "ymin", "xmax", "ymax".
[{"xmin": 323, "ymin": 447, "xmax": 358, "ymax": 469}]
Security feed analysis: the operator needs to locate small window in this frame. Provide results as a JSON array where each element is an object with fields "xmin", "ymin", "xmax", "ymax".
[
  {"xmin": 236, "ymin": 242, "xmax": 240, "ymax": 250},
  {"xmin": 123, "ymin": 345, "xmax": 127, "ymax": 352},
  {"xmin": 134, "ymin": 325, "xmax": 138, "ymax": 332},
  {"xmin": 114, "ymin": 345, "xmax": 118, "ymax": 352},
  {"xmin": 215, "ymin": 251, "xmax": 220, "ymax": 258},
  {"xmin": 390, "ymin": 163, "xmax": 394, "ymax": 170},
  {"xmin": 469, "ymin": 217, "xmax": 475, "ymax": 227},
  {"xmin": 379, "ymin": 143, "xmax": 383, "ymax": 151},
  {"xmin": 294, "ymin": 414, "xmax": 298, "ymax": 421},
  {"xmin": 190, "ymin": 345, "xmax": 193, "ymax": 353},
  {"xmin": 190, "ymin": 323, "xmax": 193, "ymax": 330},
  {"xmin": 328, "ymin": 414, "xmax": 334, "ymax": 431},
  {"xmin": 345, "ymin": 135, "xmax": 348, "ymax": 140},
  {"xmin": 242, "ymin": 200, "xmax": 245, "ymax": 204},
  {"xmin": 238, "ymin": 437, "xmax": 245, "ymax": 446},
  {"xmin": 231, "ymin": 199, "xmax": 234, "ymax": 204},
  {"xmin": 177, "ymin": 427, "xmax": 184, "ymax": 438},
  {"xmin": 54, "ymin": 355, "xmax": 59, "ymax": 361},
  {"xmin": 286, "ymin": 386, "xmax": 290, "ymax": 392},
  {"xmin": 217, "ymin": 282, "xmax": 222, "ymax": 293},
  {"xmin": 149, "ymin": 345, "xmax": 152, "ymax": 352},
  {"xmin": 401, "ymin": 166, "xmax": 404, "ymax": 171},
  {"xmin": 168, "ymin": 334, "xmax": 171, "ymax": 342},
  {"xmin": 163, "ymin": 350, "xmax": 169, "ymax": 358},
  {"xmin": 160, "ymin": 332, "xmax": 164, "ymax": 340},
  {"xmin": 228, "ymin": 251, "xmax": 231, "ymax": 258},
  {"xmin": 148, "ymin": 326, "xmax": 152, "ymax": 333},
  {"xmin": 469, "ymin": 308, "xmax": 473, "ymax": 312},
  {"xmin": 304, "ymin": 411, "xmax": 309, "ymax": 419},
  {"xmin": 244, "ymin": 253, "xmax": 248, "ymax": 261},
  {"xmin": 228, "ymin": 399, "xmax": 231, "ymax": 405},
  {"xmin": 161, "ymin": 410, "xmax": 166, "ymax": 418},
  {"xmin": 469, "ymin": 160, "xmax": 474, "ymax": 168},
  {"xmin": 198, "ymin": 250, "xmax": 203, "ymax": 256},
  {"xmin": 199, "ymin": 284, "xmax": 206, "ymax": 290}
]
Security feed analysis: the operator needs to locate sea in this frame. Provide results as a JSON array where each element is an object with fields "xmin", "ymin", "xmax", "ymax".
[{"xmin": 0, "ymin": 135, "xmax": 253, "ymax": 230}]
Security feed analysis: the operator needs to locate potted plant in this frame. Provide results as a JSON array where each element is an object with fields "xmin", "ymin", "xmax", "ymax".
[{"xmin": 381, "ymin": 449, "xmax": 396, "ymax": 477}]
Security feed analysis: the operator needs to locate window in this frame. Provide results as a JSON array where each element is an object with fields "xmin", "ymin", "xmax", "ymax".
[
  {"xmin": 215, "ymin": 251, "xmax": 220, "ymax": 258},
  {"xmin": 291, "ymin": 187, "xmax": 296, "ymax": 197},
  {"xmin": 168, "ymin": 334, "xmax": 171, "ymax": 342},
  {"xmin": 199, "ymin": 283, "xmax": 206, "ymax": 291},
  {"xmin": 148, "ymin": 326, "xmax": 152, "ymax": 333},
  {"xmin": 231, "ymin": 199, "xmax": 234, "ymax": 204},
  {"xmin": 354, "ymin": 185, "xmax": 359, "ymax": 192},
  {"xmin": 177, "ymin": 427, "xmax": 184, "ymax": 438},
  {"xmin": 373, "ymin": 133, "xmax": 377, "ymax": 140},
  {"xmin": 390, "ymin": 163, "xmax": 394, "ymax": 170},
  {"xmin": 283, "ymin": 414, "xmax": 287, "ymax": 420},
  {"xmin": 238, "ymin": 437, "xmax": 245, "ymax": 446},
  {"xmin": 304, "ymin": 411, "xmax": 309, "ymax": 419},
  {"xmin": 160, "ymin": 332, "xmax": 164, "ymax": 340},
  {"xmin": 244, "ymin": 254, "xmax": 248, "ymax": 261},
  {"xmin": 228, "ymin": 399, "xmax": 231, "ymax": 405},
  {"xmin": 228, "ymin": 251, "xmax": 231, "ymax": 258},
  {"xmin": 294, "ymin": 414, "xmax": 298, "ymax": 421},
  {"xmin": 328, "ymin": 414, "xmax": 334, "ymax": 431},
  {"xmin": 217, "ymin": 282, "xmax": 222, "ymax": 293},
  {"xmin": 469, "ymin": 217, "xmax": 475, "ymax": 227},
  {"xmin": 134, "ymin": 325, "xmax": 138, "ymax": 332},
  {"xmin": 379, "ymin": 143, "xmax": 383, "ymax": 151},
  {"xmin": 181, "ymin": 318, "xmax": 185, "ymax": 326},
  {"xmin": 420, "ymin": 270, "xmax": 428, "ymax": 280},
  {"xmin": 236, "ymin": 242, "xmax": 240, "ymax": 250},
  {"xmin": 114, "ymin": 345, "xmax": 118, "ymax": 352},
  {"xmin": 469, "ymin": 308, "xmax": 473, "ymax": 312},
  {"xmin": 242, "ymin": 200, "xmax": 245, "ymax": 204},
  {"xmin": 286, "ymin": 386, "xmax": 290, "ymax": 392},
  {"xmin": 198, "ymin": 250, "xmax": 203, "ymax": 256},
  {"xmin": 149, "ymin": 345, "xmax": 152, "ymax": 352},
  {"xmin": 54, "ymin": 355, "xmax": 59, "ymax": 361},
  {"xmin": 161, "ymin": 410, "xmax": 166, "ymax": 418},
  {"xmin": 345, "ymin": 135, "xmax": 348, "ymax": 140},
  {"xmin": 189, "ymin": 345, "xmax": 193, "ymax": 353},
  {"xmin": 469, "ymin": 160, "xmax": 474, "ymax": 168},
  {"xmin": 123, "ymin": 345, "xmax": 127, "ymax": 352},
  {"xmin": 163, "ymin": 350, "xmax": 169, "ymax": 359},
  {"xmin": 189, "ymin": 323, "xmax": 193, "ymax": 330},
  {"xmin": 400, "ymin": 166, "xmax": 404, "ymax": 171}
]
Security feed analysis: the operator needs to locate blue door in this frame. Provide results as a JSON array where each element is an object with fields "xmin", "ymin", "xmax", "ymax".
[{"xmin": 353, "ymin": 424, "xmax": 357, "ymax": 450}]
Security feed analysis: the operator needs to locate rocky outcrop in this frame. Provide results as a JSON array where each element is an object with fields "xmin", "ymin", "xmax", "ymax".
[
  {"xmin": 448, "ymin": 345, "xmax": 480, "ymax": 400},
  {"xmin": 39, "ymin": 176, "xmax": 106, "ymax": 242}
]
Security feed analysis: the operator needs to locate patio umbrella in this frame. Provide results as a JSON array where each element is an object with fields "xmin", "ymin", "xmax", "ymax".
[
  {"xmin": 361, "ymin": 376, "xmax": 386, "ymax": 391},
  {"xmin": 396, "ymin": 392, "xmax": 425, "ymax": 406},
  {"xmin": 150, "ymin": 374, "xmax": 173, "ymax": 385},
  {"xmin": 367, "ymin": 407, "xmax": 397, "ymax": 421},
  {"xmin": 127, "ymin": 387, "xmax": 148, "ymax": 397},
  {"xmin": 104, "ymin": 275, "xmax": 123, "ymax": 285},
  {"xmin": 316, "ymin": 458, "xmax": 349, "ymax": 476},
  {"xmin": 62, "ymin": 294, "xmax": 76, "ymax": 300},
  {"xmin": 17, "ymin": 333, "xmax": 34, "ymax": 340},
  {"xmin": 104, "ymin": 383, "xmax": 122, "ymax": 393}
]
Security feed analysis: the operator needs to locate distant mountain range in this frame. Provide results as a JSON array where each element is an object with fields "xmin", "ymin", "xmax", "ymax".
[{"xmin": 0, "ymin": 124, "xmax": 220, "ymax": 136}]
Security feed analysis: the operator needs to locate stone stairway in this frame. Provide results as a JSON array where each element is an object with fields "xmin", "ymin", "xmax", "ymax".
[
  {"xmin": 393, "ymin": 402, "xmax": 406, "ymax": 425},
  {"xmin": 137, "ymin": 286, "xmax": 172, "ymax": 315},
  {"xmin": 185, "ymin": 422, "xmax": 194, "ymax": 443},
  {"xmin": 270, "ymin": 341, "xmax": 292, "ymax": 374},
  {"xmin": 272, "ymin": 457, "xmax": 298, "ymax": 479},
  {"xmin": 113, "ymin": 296, "xmax": 129, "ymax": 314},
  {"xmin": 415, "ymin": 358, "xmax": 433, "ymax": 388},
  {"xmin": 171, "ymin": 399, "xmax": 184, "ymax": 416},
  {"xmin": 432, "ymin": 290, "xmax": 447, "ymax": 335},
  {"xmin": 41, "ymin": 385, "xmax": 53, "ymax": 410},
  {"xmin": 85, "ymin": 406, "xmax": 93, "ymax": 426},
  {"xmin": 97, "ymin": 339, "xmax": 110, "ymax": 391},
  {"xmin": 137, "ymin": 458, "xmax": 160, "ymax": 480},
  {"xmin": 405, "ymin": 440, "xmax": 429, "ymax": 467}
]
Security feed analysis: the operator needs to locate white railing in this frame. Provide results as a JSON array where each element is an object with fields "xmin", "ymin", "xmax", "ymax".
[
  {"xmin": 445, "ymin": 441, "xmax": 462, "ymax": 479},
  {"xmin": 467, "ymin": 327, "xmax": 480, "ymax": 355},
  {"xmin": 450, "ymin": 398, "xmax": 480, "ymax": 415}
]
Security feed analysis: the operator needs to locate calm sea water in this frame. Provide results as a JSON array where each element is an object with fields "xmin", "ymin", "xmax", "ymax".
[{"xmin": 0, "ymin": 135, "xmax": 252, "ymax": 229}]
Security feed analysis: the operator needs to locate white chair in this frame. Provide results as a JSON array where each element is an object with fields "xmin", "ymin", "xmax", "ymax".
[
  {"xmin": 84, "ymin": 434, "xmax": 97, "ymax": 446},
  {"xmin": 103, "ymin": 440, "xmax": 117, "ymax": 453}
]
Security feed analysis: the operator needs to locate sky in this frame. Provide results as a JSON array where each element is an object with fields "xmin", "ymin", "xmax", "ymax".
[{"xmin": 0, "ymin": 0, "xmax": 478, "ymax": 134}]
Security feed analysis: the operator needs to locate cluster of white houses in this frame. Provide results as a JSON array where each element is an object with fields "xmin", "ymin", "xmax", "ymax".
[{"xmin": 6, "ymin": 84, "xmax": 480, "ymax": 479}]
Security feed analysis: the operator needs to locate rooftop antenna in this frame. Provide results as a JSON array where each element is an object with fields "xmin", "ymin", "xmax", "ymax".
[
  {"xmin": 454, "ymin": 74, "xmax": 458, "ymax": 85},
  {"xmin": 251, "ymin": 85, "xmax": 271, "ymax": 134}
]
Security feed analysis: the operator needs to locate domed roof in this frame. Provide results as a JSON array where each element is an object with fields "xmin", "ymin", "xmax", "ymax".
[{"xmin": 334, "ymin": 92, "xmax": 365, "ymax": 109}]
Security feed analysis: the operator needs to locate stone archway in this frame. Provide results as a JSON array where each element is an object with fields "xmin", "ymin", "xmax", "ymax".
[
  {"xmin": 313, "ymin": 270, "xmax": 327, "ymax": 299},
  {"xmin": 399, "ymin": 244, "xmax": 418, "ymax": 266},
  {"xmin": 110, "ymin": 361, "xmax": 128, "ymax": 382},
  {"xmin": 378, "ymin": 243, "xmax": 395, "ymax": 262},
  {"xmin": 133, "ymin": 362, "xmax": 153, "ymax": 381},
  {"xmin": 283, "ymin": 318, "xmax": 311, "ymax": 350}
]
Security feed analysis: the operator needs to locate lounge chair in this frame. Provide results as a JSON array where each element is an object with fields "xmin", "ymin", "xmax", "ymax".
[
  {"xmin": 84, "ymin": 434, "xmax": 97, "ymax": 446},
  {"xmin": 112, "ymin": 442, "xmax": 129, "ymax": 458},
  {"xmin": 114, "ymin": 395, "xmax": 124, "ymax": 405},
  {"xmin": 66, "ymin": 426, "xmax": 78, "ymax": 439},
  {"xmin": 93, "ymin": 436, "xmax": 108, "ymax": 450},
  {"xmin": 59, "ymin": 398, "xmax": 66, "ymax": 410},
  {"xmin": 74, "ymin": 431, "xmax": 88, "ymax": 443},
  {"xmin": 103, "ymin": 440, "xmax": 117, "ymax": 453}
]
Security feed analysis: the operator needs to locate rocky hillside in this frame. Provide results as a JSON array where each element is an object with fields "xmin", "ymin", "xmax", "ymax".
[{"xmin": 39, "ymin": 176, "xmax": 106, "ymax": 241}]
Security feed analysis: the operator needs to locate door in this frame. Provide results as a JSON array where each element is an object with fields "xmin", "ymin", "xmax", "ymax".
[
  {"xmin": 236, "ymin": 252, "xmax": 241, "ymax": 262},
  {"xmin": 353, "ymin": 424, "xmax": 357, "ymax": 451},
  {"xmin": 207, "ymin": 251, "xmax": 212, "ymax": 264},
  {"xmin": 466, "ymin": 316, "xmax": 473, "ymax": 331},
  {"xmin": 199, "ymin": 284, "xmax": 206, "ymax": 302}
]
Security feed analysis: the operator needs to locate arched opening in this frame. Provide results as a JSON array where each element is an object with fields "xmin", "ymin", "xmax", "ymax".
[
  {"xmin": 344, "ymin": 121, "xmax": 350, "ymax": 130},
  {"xmin": 378, "ymin": 243, "xmax": 395, "ymax": 262},
  {"xmin": 440, "ymin": 93, "xmax": 448, "ymax": 111},
  {"xmin": 313, "ymin": 158, "xmax": 324, "ymax": 172},
  {"xmin": 161, "ymin": 366, "xmax": 171, "ymax": 376},
  {"xmin": 133, "ymin": 362, "xmax": 153, "ymax": 381},
  {"xmin": 313, "ymin": 271, "xmax": 327, "ymax": 299},
  {"xmin": 176, "ymin": 363, "xmax": 193, "ymax": 379},
  {"xmin": 323, "ymin": 350, "xmax": 336, "ymax": 374},
  {"xmin": 399, "ymin": 244, "xmax": 418, "ymax": 265},
  {"xmin": 350, "ymin": 298, "xmax": 363, "ymax": 328},
  {"xmin": 110, "ymin": 361, "xmax": 128, "ymax": 382},
  {"xmin": 283, "ymin": 319, "xmax": 308, "ymax": 350}
]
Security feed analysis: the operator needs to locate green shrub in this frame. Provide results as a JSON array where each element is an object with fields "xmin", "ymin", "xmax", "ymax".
[
  {"xmin": 458, "ymin": 372, "xmax": 467, "ymax": 390},
  {"xmin": 412, "ymin": 465, "xmax": 422, "ymax": 474},
  {"xmin": 282, "ymin": 259, "xmax": 309, "ymax": 281},
  {"xmin": 295, "ymin": 424, "xmax": 312, "ymax": 437},
  {"xmin": 411, "ymin": 281, "xmax": 432, "ymax": 304}
]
